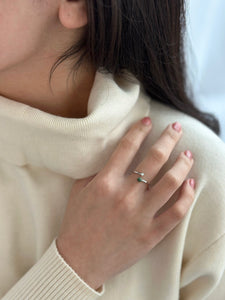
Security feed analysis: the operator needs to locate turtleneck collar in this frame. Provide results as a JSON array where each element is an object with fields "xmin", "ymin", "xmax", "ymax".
[{"xmin": 0, "ymin": 70, "xmax": 150, "ymax": 179}]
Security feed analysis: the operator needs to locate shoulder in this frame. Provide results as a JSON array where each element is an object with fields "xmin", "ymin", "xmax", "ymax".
[
  {"xmin": 130, "ymin": 97, "xmax": 225, "ymax": 258},
  {"xmin": 140, "ymin": 98, "xmax": 225, "ymax": 245},
  {"xmin": 144, "ymin": 98, "xmax": 225, "ymax": 210},
  {"xmin": 146, "ymin": 98, "xmax": 225, "ymax": 175}
]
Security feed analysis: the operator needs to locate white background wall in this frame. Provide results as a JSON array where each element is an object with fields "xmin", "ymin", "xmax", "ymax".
[{"xmin": 186, "ymin": 0, "xmax": 225, "ymax": 141}]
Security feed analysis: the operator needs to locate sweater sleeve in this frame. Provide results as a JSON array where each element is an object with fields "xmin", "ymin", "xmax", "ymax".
[
  {"xmin": 180, "ymin": 233, "xmax": 225, "ymax": 300},
  {"xmin": 2, "ymin": 238, "xmax": 105, "ymax": 300}
]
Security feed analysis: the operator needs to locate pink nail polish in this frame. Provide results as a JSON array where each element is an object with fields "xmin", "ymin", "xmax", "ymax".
[
  {"xmin": 172, "ymin": 122, "xmax": 182, "ymax": 132},
  {"xmin": 189, "ymin": 178, "xmax": 196, "ymax": 189},
  {"xmin": 185, "ymin": 150, "xmax": 193, "ymax": 159},
  {"xmin": 141, "ymin": 117, "xmax": 151, "ymax": 126}
]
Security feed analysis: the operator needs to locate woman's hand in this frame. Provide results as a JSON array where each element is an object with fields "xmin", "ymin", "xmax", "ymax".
[{"xmin": 56, "ymin": 117, "xmax": 195, "ymax": 291}]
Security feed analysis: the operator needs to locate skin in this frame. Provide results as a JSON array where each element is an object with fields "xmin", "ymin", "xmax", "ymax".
[
  {"xmin": 0, "ymin": 0, "xmax": 95, "ymax": 118},
  {"xmin": 57, "ymin": 119, "xmax": 195, "ymax": 291},
  {"xmin": 0, "ymin": 0, "xmax": 195, "ymax": 291}
]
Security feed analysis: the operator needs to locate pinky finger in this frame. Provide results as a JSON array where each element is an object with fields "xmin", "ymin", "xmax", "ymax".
[{"xmin": 151, "ymin": 179, "xmax": 195, "ymax": 242}]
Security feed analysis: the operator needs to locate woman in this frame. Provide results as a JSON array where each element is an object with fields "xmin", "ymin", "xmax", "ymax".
[{"xmin": 1, "ymin": 1, "xmax": 225, "ymax": 299}]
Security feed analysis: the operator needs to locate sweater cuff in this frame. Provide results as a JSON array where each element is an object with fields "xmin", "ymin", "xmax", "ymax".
[{"xmin": 4, "ymin": 238, "xmax": 105, "ymax": 300}]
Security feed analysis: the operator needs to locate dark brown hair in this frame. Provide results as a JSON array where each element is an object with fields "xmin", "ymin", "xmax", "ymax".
[{"xmin": 49, "ymin": 0, "xmax": 220, "ymax": 135}]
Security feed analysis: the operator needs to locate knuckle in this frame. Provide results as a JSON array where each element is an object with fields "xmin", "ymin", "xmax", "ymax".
[
  {"xmin": 150, "ymin": 146, "xmax": 167, "ymax": 163},
  {"xmin": 167, "ymin": 127, "xmax": 178, "ymax": 142},
  {"xmin": 119, "ymin": 197, "xmax": 136, "ymax": 214},
  {"xmin": 121, "ymin": 136, "xmax": 138, "ymax": 152},
  {"xmin": 184, "ymin": 185, "xmax": 195, "ymax": 200},
  {"xmin": 115, "ymin": 198, "xmax": 137, "ymax": 220},
  {"xmin": 172, "ymin": 203, "xmax": 187, "ymax": 220},
  {"xmin": 164, "ymin": 172, "xmax": 180, "ymax": 188},
  {"xmin": 185, "ymin": 187, "xmax": 193, "ymax": 198},
  {"xmin": 96, "ymin": 174, "xmax": 115, "ymax": 195},
  {"xmin": 137, "ymin": 123, "xmax": 150, "ymax": 134},
  {"xmin": 180, "ymin": 153, "xmax": 193, "ymax": 168}
]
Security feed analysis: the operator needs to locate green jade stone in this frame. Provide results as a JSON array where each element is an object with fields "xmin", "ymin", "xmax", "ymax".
[{"xmin": 137, "ymin": 177, "xmax": 143, "ymax": 182}]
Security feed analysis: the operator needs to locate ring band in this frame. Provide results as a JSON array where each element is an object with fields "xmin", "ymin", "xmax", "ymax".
[
  {"xmin": 137, "ymin": 177, "xmax": 148, "ymax": 184},
  {"xmin": 133, "ymin": 170, "xmax": 145, "ymax": 177},
  {"xmin": 132, "ymin": 170, "xmax": 150, "ymax": 185}
]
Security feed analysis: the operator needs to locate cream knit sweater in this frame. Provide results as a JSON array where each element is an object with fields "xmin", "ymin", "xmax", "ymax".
[{"xmin": 1, "ymin": 71, "xmax": 225, "ymax": 300}]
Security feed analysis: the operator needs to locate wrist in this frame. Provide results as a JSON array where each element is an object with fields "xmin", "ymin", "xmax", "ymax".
[{"xmin": 56, "ymin": 237, "xmax": 104, "ymax": 291}]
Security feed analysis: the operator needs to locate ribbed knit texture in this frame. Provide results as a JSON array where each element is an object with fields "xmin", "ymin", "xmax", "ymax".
[
  {"xmin": 1, "ymin": 70, "xmax": 225, "ymax": 299},
  {"xmin": 3, "ymin": 239, "xmax": 104, "ymax": 300}
]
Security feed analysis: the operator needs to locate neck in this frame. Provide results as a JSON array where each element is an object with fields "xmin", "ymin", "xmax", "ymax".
[{"xmin": 0, "ymin": 55, "xmax": 96, "ymax": 118}]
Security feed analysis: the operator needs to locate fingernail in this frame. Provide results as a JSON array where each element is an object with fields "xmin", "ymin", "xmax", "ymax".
[
  {"xmin": 189, "ymin": 178, "xmax": 196, "ymax": 189},
  {"xmin": 172, "ymin": 122, "xmax": 182, "ymax": 132},
  {"xmin": 141, "ymin": 117, "xmax": 151, "ymax": 126},
  {"xmin": 185, "ymin": 150, "xmax": 193, "ymax": 159}
]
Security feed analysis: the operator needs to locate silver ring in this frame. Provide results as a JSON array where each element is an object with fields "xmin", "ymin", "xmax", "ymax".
[
  {"xmin": 132, "ymin": 170, "xmax": 145, "ymax": 177},
  {"xmin": 132, "ymin": 170, "xmax": 150, "ymax": 185}
]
